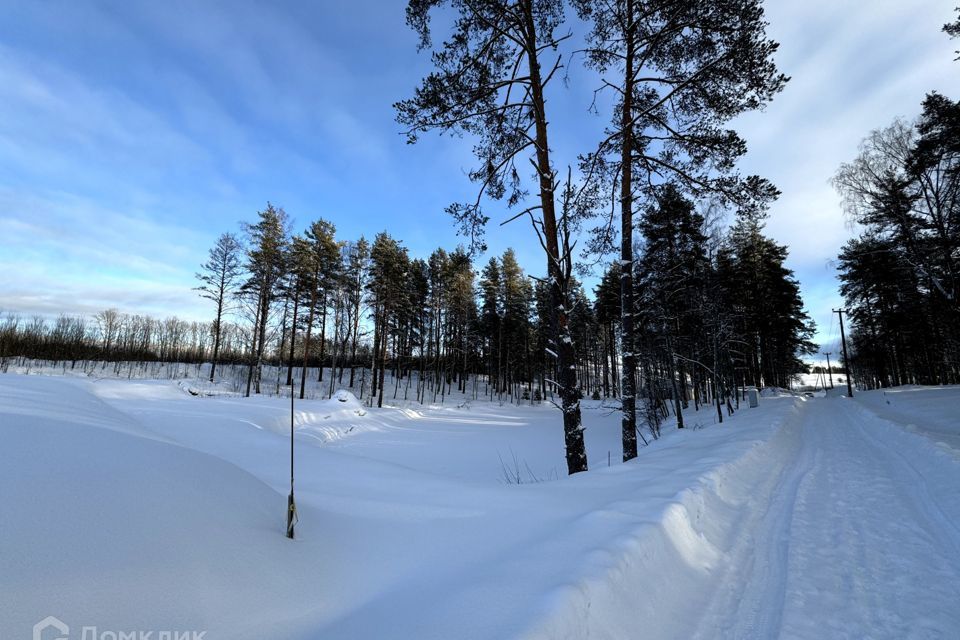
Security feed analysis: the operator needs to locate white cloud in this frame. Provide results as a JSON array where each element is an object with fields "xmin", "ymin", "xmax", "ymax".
[
  {"xmin": 0, "ymin": 188, "xmax": 214, "ymax": 321},
  {"xmin": 731, "ymin": 0, "xmax": 957, "ymax": 349}
]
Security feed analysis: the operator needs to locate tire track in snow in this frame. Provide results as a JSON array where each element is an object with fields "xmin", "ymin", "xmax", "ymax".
[
  {"xmin": 842, "ymin": 401, "xmax": 960, "ymax": 565},
  {"xmin": 693, "ymin": 396, "xmax": 960, "ymax": 640},
  {"xmin": 690, "ymin": 402, "xmax": 817, "ymax": 640},
  {"xmin": 776, "ymin": 399, "xmax": 960, "ymax": 639},
  {"xmin": 732, "ymin": 440, "xmax": 819, "ymax": 640}
]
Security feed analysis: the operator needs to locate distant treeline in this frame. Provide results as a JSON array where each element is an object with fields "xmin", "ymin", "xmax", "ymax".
[
  {"xmin": 0, "ymin": 309, "xmax": 373, "ymax": 373},
  {"xmin": 1, "ymin": 311, "xmax": 235, "ymax": 366}
]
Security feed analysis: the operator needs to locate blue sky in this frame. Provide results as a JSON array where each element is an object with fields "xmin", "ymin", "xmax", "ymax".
[{"xmin": 0, "ymin": 0, "xmax": 956, "ymax": 359}]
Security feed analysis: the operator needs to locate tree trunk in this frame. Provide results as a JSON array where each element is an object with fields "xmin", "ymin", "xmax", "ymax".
[
  {"xmin": 245, "ymin": 299, "xmax": 261, "ymax": 398},
  {"xmin": 254, "ymin": 286, "xmax": 269, "ymax": 395},
  {"xmin": 210, "ymin": 297, "xmax": 223, "ymax": 383},
  {"xmin": 318, "ymin": 292, "xmax": 327, "ymax": 382},
  {"xmin": 371, "ymin": 303, "xmax": 381, "ymax": 400},
  {"xmin": 299, "ymin": 281, "xmax": 318, "ymax": 400},
  {"xmin": 670, "ymin": 345, "xmax": 685, "ymax": 429},
  {"xmin": 522, "ymin": 1, "xmax": 587, "ymax": 474},
  {"xmin": 378, "ymin": 305, "xmax": 388, "ymax": 408},
  {"xmin": 286, "ymin": 284, "xmax": 300, "ymax": 386},
  {"xmin": 329, "ymin": 293, "xmax": 342, "ymax": 398}
]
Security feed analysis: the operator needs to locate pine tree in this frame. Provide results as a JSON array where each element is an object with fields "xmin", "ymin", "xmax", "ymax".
[
  {"xmin": 479, "ymin": 257, "xmax": 503, "ymax": 395},
  {"xmin": 368, "ymin": 232, "xmax": 409, "ymax": 408},
  {"xmin": 718, "ymin": 209, "xmax": 815, "ymax": 389},
  {"xmin": 574, "ymin": 0, "xmax": 787, "ymax": 460},
  {"xmin": 945, "ymin": 7, "xmax": 960, "ymax": 58},
  {"xmin": 398, "ymin": 0, "xmax": 589, "ymax": 473},
  {"xmin": 837, "ymin": 234, "xmax": 926, "ymax": 386},
  {"xmin": 594, "ymin": 263, "xmax": 621, "ymax": 399},
  {"xmin": 500, "ymin": 249, "xmax": 533, "ymax": 399},
  {"xmin": 344, "ymin": 237, "xmax": 370, "ymax": 389},
  {"xmin": 635, "ymin": 186, "xmax": 710, "ymax": 428},
  {"xmin": 195, "ymin": 233, "xmax": 243, "ymax": 382},
  {"xmin": 833, "ymin": 95, "xmax": 960, "ymax": 385},
  {"xmin": 241, "ymin": 203, "xmax": 289, "ymax": 396},
  {"xmin": 296, "ymin": 233, "xmax": 321, "ymax": 399},
  {"xmin": 298, "ymin": 219, "xmax": 339, "ymax": 399}
]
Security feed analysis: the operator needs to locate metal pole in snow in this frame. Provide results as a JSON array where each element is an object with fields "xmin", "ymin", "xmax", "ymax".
[{"xmin": 286, "ymin": 383, "xmax": 296, "ymax": 539}]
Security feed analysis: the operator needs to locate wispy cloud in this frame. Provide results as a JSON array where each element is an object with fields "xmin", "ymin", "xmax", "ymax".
[
  {"xmin": 0, "ymin": 188, "xmax": 213, "ymax": 319},
  {"xmin": 0, "ymin": 263, "xmax": 208, "ymax": 320}
]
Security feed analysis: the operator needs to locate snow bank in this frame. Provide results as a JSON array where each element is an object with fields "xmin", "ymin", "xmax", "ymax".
[
  {"xmin": 760, "ymin": 386, "xmax": 796, "ymax": 398},
  {"xmin": 295, "ymin": 389, "xmax": 374, "ymax": 445},
  {"xmin": 0, "ymin": 372, "xmax": 813, "ymax": 639},
  {"xmin": 854, "ymin": 385, "xmax": 960, "ymax": 455},
  {"xmin": 0, "ymin": 376, "xmax": 326, "ymax": 638},
  {"xmin": 847, "ymin": 394, "xmax": 960, "ymax": 517},
  {"xmin": 518, "ymin": 402, "xmax": 807, "ymax": 640}
]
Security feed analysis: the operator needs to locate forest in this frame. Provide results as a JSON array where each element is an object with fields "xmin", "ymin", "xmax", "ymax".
[
  {"xmin": 834, "ymin": 89, "xmax": 960, "ymax": 389},
  {"xmin": 0, "ymin": 192, "xmax": 815, "ymax": 464}
]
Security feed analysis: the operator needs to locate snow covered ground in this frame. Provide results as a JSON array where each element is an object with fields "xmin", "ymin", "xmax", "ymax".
[
  {"xmin": 2, "ymin": 374, "xmax": 958, "ymax": 639},
  {"xmin": 855, "ymin": 385, "xmax": 960, "ymax": 455}
]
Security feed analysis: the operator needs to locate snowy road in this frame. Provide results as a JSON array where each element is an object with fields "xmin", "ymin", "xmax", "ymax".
[{"xmin": 696, "ymin": 397, "xmax": 960, "ymax": 640}]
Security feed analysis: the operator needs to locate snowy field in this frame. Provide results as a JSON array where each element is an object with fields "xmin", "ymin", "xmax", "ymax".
[
  {"xmin": 2, "ymin": 373, "xmax": 959, "ymax": 639},
  {"xmin": 793, "ymin": 371, "xmax": 851, "ymax": 391}
]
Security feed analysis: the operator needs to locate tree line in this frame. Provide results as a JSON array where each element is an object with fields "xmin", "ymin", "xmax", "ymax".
[
  {"xmin": 0, "ymin": 309, "xmax": 248, "ymax": 370},
  {"xmin": 196, "ymin": 192, "xmax": 811, "ymax": 420},
  {"xmin": 3, "ymin": 188, "xmax": 813, "ymax": 426},
  {"xmin": 833, "ymin": 12, "xmax": 959, "ymax": 389}
]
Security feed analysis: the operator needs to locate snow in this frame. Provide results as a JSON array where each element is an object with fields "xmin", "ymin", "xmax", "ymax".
[
  {"xmin": 772, "ymin": 399, "xmax": 960, "ymax": 639},
  {"xmin": 2, "ymin": 373, "xmax": 959, "ymax": 639},
  {"xmin": 689, "ymin": 393, "xmax": 960, "ymax": 639},
  {"xmin": 854, "ymin": 385, "xmax": 960, "ymax": 455}
]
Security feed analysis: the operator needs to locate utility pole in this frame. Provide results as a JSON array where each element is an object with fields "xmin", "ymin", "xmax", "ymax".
[
  {"xmin": 825, "ymin": 352, "xmax": 834, "ymax": 389},
  {"xmin": 286, "ymin": 383, "xmax": 297, "ymax": 539},
  {"xmin": 833, "ymin": 309, "xmax": 854, "ymax": 398}
]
